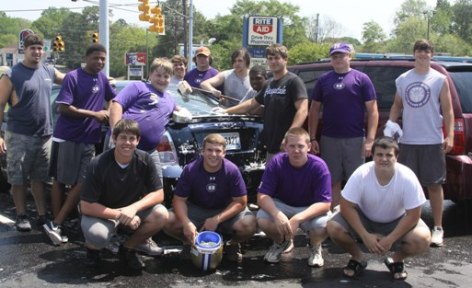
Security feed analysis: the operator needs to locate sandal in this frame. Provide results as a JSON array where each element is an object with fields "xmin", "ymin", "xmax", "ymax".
[
  {"xmin": 343, "ymin": 259, "xmax": 367, "ymax": 278},
  {"xmin": 384, "ymin": 257, "xmax": 408, "ymax": 280}
]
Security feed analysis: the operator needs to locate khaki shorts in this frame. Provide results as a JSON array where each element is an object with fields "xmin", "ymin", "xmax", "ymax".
[{"xmin": 5, "ymin": 131, "xmax": 51, "ymax": 185}]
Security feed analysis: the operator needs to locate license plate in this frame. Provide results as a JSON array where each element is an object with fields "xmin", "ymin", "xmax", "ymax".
[{"xmin": 221, "ymin": 132, "xmax": 241, "ymax": 150}]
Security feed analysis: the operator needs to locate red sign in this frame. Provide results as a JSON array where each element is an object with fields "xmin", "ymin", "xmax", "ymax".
[
  {"xmin": 18, "ymin": 29, "xmax": 34, "ymax": 54},
  {"xmin": 125, "ymin": 52, "xmax": 147, "ymax": 66},
  {"xmin": 252, "ymin": 18, "xmax": 273, "ymax": 35}
]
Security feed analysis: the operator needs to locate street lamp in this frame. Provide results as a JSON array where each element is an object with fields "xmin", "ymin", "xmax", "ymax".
[{"xmin": 423, "ymin": 10, "xmax": 436, "ymax": 40}]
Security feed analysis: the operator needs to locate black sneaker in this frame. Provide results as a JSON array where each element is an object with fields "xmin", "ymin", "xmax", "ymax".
[
  {"xmin": 85, "ymin": 248, "xmax": 101, "ymax": 267},
  {"xmin": 15, "ymin": 214, "xmax": 32, "ymax": 232},
  {"xmin": 119, "ymin": 245, "xmax": 145, "ymax": 270}
]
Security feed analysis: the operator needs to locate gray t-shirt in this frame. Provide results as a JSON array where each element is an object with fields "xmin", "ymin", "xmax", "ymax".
[
  {"xmin": 7, "ymin": 62, "xmax": 55, "ymax": 137},
  {"xmin": 223, "ymin": 69, "xmax": 253, "ymax": 106}
]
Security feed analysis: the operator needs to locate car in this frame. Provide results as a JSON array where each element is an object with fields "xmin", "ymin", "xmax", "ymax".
[
  {"xmin": 110, "ymin": 81, "xmax": 267, "ymax": 206},
  {"xmin": 288, "ymin": 58, "xmax": 472, "ymax": 203},
  {"xmin": 1, "ymin": 81, "xmax": 267, "ymax": 206}
]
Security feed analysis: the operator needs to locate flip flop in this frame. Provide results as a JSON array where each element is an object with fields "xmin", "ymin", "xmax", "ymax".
[
  {"xmin": 343, "ymin": 259, "xmax": 367, "ymax": 278},
  {"xmin": 384, "ymin": 257, "xmax": 408, "ymax": 280}
]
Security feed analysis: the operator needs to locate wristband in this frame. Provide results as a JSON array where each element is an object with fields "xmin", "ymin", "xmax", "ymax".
[{"xmin": 310, "ymin": 138, "xmax": 317, "ymax": 142}]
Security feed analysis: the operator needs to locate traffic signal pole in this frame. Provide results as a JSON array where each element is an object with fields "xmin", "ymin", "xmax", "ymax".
[{"xmin": 99, "ymin": 0, "xmax": 109, "ymax": 77}]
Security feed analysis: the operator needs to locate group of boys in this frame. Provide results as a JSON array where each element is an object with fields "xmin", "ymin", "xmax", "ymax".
[{"xmin": 0, "ymin": 34, "xmax": 450, "ymax": 281}]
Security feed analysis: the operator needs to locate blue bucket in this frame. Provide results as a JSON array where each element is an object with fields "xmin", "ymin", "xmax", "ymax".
[{"xmin": 191, "ymin": 231, "xmax": 223, "ymax": 271}]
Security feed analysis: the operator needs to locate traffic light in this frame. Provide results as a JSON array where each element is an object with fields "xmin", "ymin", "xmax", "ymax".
[
  {"xmin": 149, "ymin": 5, "xmax": 165, "ymax": 35},
  {"xmin": 53, "ymin": 34, "xmax": 65, "ymax": 52},
  {"xmin": 92, "ymin": 32, "xmax": 99, "ymax": 43},
  {"xmin": 138, "ymin": 0, "xmax": 150, "ymax": 22}
]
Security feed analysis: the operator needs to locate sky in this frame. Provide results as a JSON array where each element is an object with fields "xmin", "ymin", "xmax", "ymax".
[{"xmin": 2, "ymin": 0, "xmax": 438, "ymax": 40}]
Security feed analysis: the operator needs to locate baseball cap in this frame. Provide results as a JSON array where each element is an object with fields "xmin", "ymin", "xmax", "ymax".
[
  {"xmin": 195, "ymin": 46, "xmax": 211, "ymax": 56},
  {"xmin": 329, "ymin": 43, "xmax": 352, "ymax": 55}
]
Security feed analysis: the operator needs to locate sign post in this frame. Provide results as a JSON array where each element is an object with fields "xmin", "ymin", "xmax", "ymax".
[
  {"xmin": 18, "ymin": 29, "xmax": 34, "ymax": 54},
  {"xmin": 125, "ymin": 52, "xmax": 147, "ymax": 80}
]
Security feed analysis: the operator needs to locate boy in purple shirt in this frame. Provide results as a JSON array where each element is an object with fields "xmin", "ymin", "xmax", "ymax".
[
  {"xmin": 257, "ymin": 127, "xmax": 332, "ymax": 267},
  {"xmin": 164, "ymin": 133, "xmax": 257, "ymax": 262},
  {"xmin": 44, "ymin": 44, "xmax": 115, "ymax": 245},
  {"xmin": 308, "ymin": 43, "xmax": 379, "ymax": 210},
  {"xmin": 183, "ymin": 46, "xmax": 218, "ymax": 88}
]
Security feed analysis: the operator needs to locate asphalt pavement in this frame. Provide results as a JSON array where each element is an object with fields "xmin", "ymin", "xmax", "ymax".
[{"xmin": 0, "ymin": 191, "xmax": 471, "ymax": 288}]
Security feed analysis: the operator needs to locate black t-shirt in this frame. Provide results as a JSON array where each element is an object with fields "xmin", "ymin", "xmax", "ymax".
[
  {"xmin": 255, "ymin": 72, "xmax": 307, "ymax": 153},
  {"xmin": 80, "ymin": 149, "xmax": 162, "ymax": 208}
]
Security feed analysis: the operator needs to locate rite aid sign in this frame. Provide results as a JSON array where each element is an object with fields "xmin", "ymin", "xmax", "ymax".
[{"xmin": 247, "ymin": 16, "xmax": 279, "ymax": 46}]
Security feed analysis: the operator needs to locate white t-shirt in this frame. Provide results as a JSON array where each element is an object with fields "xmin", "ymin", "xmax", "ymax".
[{"xmin": 341, "ymin": 161, "xmax": 426, "ymax": 223}]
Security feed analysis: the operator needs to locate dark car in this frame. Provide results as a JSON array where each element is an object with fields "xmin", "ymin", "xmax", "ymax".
[
  {"xmin": 288, "ymin": 58, "xmax": 472, "ymax": 203},
  {"xmin": 1, "ymin": 81, "xmax": 267, "ymax": 206},
  {"xmin": 101, "ymin": 81, "xmax": 266, "ymax": 206}
]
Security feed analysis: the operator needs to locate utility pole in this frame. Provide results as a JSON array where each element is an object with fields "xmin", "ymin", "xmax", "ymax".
[
  {"xmin": 183, "ymin": 0, "xmax": 187, "ymax": 59},
  {"xmin": 187, "ymin": 0, "xmax": 193, "ymax": 72},
  {"xmin": 99, "ymin": 0, "xmax": 109, "ymax": 76}
]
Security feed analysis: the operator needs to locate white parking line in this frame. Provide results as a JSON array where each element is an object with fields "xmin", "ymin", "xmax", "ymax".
[{"xmin": 0, "ymin": 214, "xmax": 15, "ymax": 225}]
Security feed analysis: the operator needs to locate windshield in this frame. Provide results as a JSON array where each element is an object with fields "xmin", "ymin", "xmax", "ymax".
[
  {"xmin": 167, "ymin": 83, "xmax": 222, "ymax": 115},
  {"xmin": 449, "ymin": 71, "xmax": 472, "ymax": 113}
]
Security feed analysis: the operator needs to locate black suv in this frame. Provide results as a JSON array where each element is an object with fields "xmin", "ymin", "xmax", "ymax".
[{"xmin": 288, "ymin": 58, "xmax": 472, "ymax": 203}]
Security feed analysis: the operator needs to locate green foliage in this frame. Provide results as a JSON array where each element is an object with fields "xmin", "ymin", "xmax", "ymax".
[
  {"xmin": 288, "ymin": 42, "xmax": 330, "ymax": 65},
  {"xmin": 361, "ymin": 21, "xmax": 386, "ymax": 52}
]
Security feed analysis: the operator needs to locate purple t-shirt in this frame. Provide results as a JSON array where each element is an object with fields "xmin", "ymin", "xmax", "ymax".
[
  {"xmin": 54, "ymin": 69, "xmax": 116, "ymax": 143},
  {"xmin": 258, "ymin": 153, "xmax": 332, "ymax": 207},
  {"xmin": 174, "ymin": 157, "xmax": 247, "ymax": 209},
  {"xmin": 113, "ymin": 81, "xmax": 176, "ymax": 151},
  {"xmin": 184, "ymin": 67, "xmax": 218, "ymax": 88},
  {"xmin": 311, "ymin": 69, "xmax": 376, "ymax": 138}
]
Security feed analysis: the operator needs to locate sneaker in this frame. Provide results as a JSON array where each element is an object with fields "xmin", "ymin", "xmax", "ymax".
[
  {"xmin": 135, "ymin": 238, "xmax": 163, "ymax": 256},
  {"xmin": 307, "ymin": 244, "xmax": 324, "ymax": 267},
  {"xmin": 225, "ymin": 243, "xmax": 243, "ymax": 262},
  {"xmin": 85, "ymin": 248, "xmax": 101, "ymax": 267},
  {"xmin": 431, "ymin": 226, "xmax": 444, "ymax": 247},
  {"xmin": 263, "ymin": 239, "xmax": 292, "ymax": 263},
  {"xmin": 43, "ymin": 220, "xmax": 66, "ymax": 246},
  {"xmin": 119, "ymin": 245, "xmax": 145, "ymax": 270},
  {"xmin": 15, "ymin": 215, "xmax": 32, "ymax": 232}
]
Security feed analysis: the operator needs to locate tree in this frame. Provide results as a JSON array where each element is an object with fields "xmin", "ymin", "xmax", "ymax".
[
  {"xmin": 361, "ymin": 21, "xmax": 386, "ymax": 52},
  {"xmin": 451, "ymin": 0, "xmax": 472, "ymax": 43},
  {"xmin": 288, "ymin": 41, "xmax": 330, "ymax": 65},
  {"xmin": 394, "ymin": 0, "xmax": 429, "ymax": 25}
]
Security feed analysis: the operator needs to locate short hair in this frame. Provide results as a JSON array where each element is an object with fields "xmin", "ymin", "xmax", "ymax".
[
  {"xmin": 249, "ymin": 65, "xmax": 268, "ymax": 78},
  {"xmin": 231, "ymin": 48, "xmax": 251, "ymax": 67},
  {"xmin": 372, "ymin": 136, "xmax": 400, "ymax": 156},
  {"xmin": 284, "ymin": 127, "xmax": 310, "ymax": 145},
  {"xmin": 85, "ymin": 43, "xmax": 106, "ymax": 56},
  {"xmin": 171, "ymin": 55, "xmax": 188, "ymax": 66},
  {"xmin": 112, "ymin": 119, "xmax": 140, "ymax": 139},
  {"xmin": 266, "ymin": 43, "xmax": 288, "ymax": 60},
  {"xmin": 203, "ymin": 133, "xmax": 226, "ymax": 150},
  {"xmin": 150, "ymin": 57, "xmax": 173, "ymax": 75},
  {"xmin": 413, "ymin": 39, "xmax": 434, "ymax": 53},
  {"xmin": 24, "ymin": 34, "xmax": 43, "ymax": 48},
  {"xmin": 192, "ymin": 55, "xmax": 214, "ymax": 66}
]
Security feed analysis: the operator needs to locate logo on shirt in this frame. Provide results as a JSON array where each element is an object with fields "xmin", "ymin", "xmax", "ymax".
[
  {"xmin": 333, "ymin": 81, "xmax": 345, "ymax": 90},
  {"xmin": 148, "ymin": 93, "xmax": 159, "ymax": 106},
  {"xmin": 405, "ymin": 82, "xmax": 430, "ymax": 108},
  {"xmin": 206, "ymin": 183, "xmax": 216, "ymax": 193}
]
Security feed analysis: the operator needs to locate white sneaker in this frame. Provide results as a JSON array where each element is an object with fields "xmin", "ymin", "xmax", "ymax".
[
  {"xmin": 431, "ymin": 226, "xmax": 444, "ymax": 247},
  {"xmin": 135, "ymin": 238, "xmax": 163, "ymax": 256},
  {"xmin": 307, "ymin": 244, "xmax": 324, "ymax": 267},
  {"xmin": 263, "ymin": 239, "xmax": 293, "ymax": 263}
]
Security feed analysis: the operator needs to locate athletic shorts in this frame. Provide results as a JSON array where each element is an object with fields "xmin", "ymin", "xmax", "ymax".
[
  {"xmin": 184, "ymin": 201, "xmax": 254, "ymax": 236},
  {"xmin": 81, "ymin": 204, "xmax": 165, "ymax": 249},
  {"xmin": 320, "ymin": 136, "xmax": 364, "ymax": 183},
  {"xmin": 398, "ymin": 143, "xmax": 446, "ymax": 185},
  {"xmin": 5, "ymin": 131, "xmax": 51, "ymax": 185},
  {"xmin": 49, "ymin": 140, "xmax": 95, "ymax": 185},
  {"xmin": 256, "ymin": 198, "xmax": 331, "ymax": 233},
  {"xmin": 330, "ymin": 209, "xmax": 428, "ymax": 248}
]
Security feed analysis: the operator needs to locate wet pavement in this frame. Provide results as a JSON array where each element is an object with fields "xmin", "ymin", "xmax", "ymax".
[{"xmin": 0, "ymin": 191, "xmax": 471, "ymax": 288}]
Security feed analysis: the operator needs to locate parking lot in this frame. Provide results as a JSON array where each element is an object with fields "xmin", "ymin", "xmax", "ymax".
[{"xmin": 0, "ymin": 191, "xmax": 471, "ymax": 288}]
